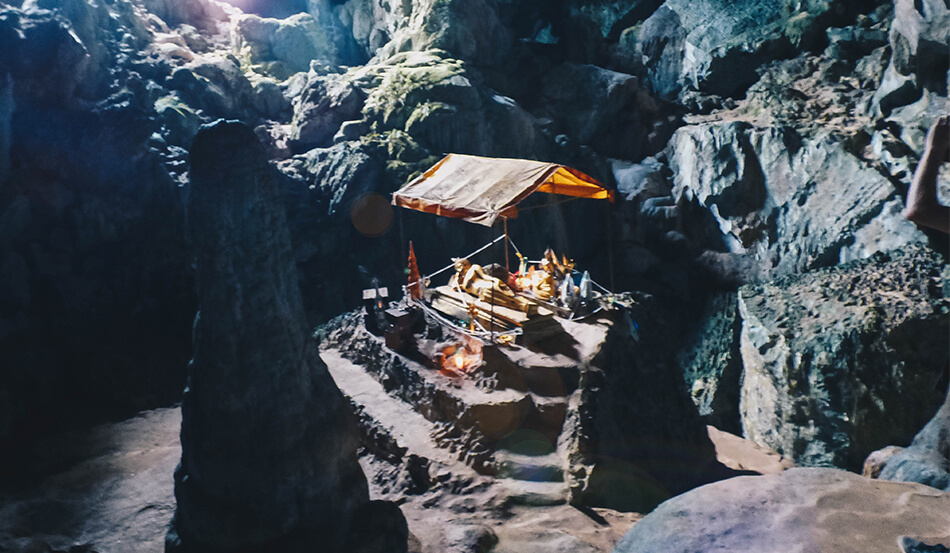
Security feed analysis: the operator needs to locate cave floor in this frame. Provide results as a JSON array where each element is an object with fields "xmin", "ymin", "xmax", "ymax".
[{"xmin": 0, "ymin": 401, "xmax": 786, "ymax": 552}]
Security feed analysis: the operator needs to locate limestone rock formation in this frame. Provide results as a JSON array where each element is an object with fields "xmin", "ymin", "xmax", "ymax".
[
  {"xmin": 232, "ymin": 12, "xmax": 339, "ymax": 79},
  {"xmin": 170, "ymin": 120, "xmax": 401, "ymax": 552},
  {"xmin": 738, "ymin": 245, "xmax": 948, "ymax": 470},
  {"xmin": 676, "ymin": 292, "xmax": 743, "ymax": 434},
  {"xmin": 611, "ymin": 468, "xmax": 950, "ymax": 553},
  {"xmin": 872, "ymin": 0, "xmax": 949, "ymax": 116},
  {"xmin": 667, "ymin": 121, "xmax": 927, "ymax": 280}
]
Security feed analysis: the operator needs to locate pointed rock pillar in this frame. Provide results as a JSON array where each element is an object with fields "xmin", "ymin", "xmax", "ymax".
[{"xmin": 167, "ymin": 120, "xmax": 382, "ymax": 552}]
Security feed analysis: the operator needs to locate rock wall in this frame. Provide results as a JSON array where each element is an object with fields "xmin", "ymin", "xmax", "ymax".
[{"xmin": 0, "ymin": 3, "xmax": 194, "ymax": 477}]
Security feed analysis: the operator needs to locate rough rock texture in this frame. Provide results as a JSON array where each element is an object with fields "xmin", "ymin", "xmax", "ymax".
[
  {"xmin": 338, "ymin": 0, "xmax": 513, "ymax": 66},
  {"xmin": 612, "ymin": 467, "xmax": 950, "ymax": 553},
  {"xmin": 877, "ymin": 390, "xmax": 950, "ymax": 491},
  {"xmin": 738, "ymin": 245, "xmax": 949, "ymax": 470},
  {"xmin": 676, "ymin": 292, "xmax": 743, "ymax": 434},
  {"xmin": 349, "ymin": 50, "xmax": 548, "ymax": 159},
  {"xmin": 170, "ymin": 120, "xmax": 394, "ymax": 552},
  {"xmin": 562, "ymin": 297, "xmax": 732, "ymax": 512},
  {"xmin": 232, "ymin": 12, "xmax": 339, "ymax": 79},
  {"xmin": 0, "ymin": 4, "xmax": 194, "ymax": 477},
  {"xmin": 633, "ymin": 0, "xmax": 864, "ymax": 100},
  {"xmin": 668, "ymin": 121, "xmax": 929, "ymax": 280},
  {"xmin": 872, "ymin": 0, "xmax": 950, "ymax": 116}
]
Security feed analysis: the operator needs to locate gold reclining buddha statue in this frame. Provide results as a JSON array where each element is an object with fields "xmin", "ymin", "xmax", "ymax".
[{"xmin": 449, "ymin": 258, "xmax": 537, "ymax": 315}]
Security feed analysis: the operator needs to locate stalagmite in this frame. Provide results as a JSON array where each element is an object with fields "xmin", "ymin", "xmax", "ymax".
[{"xmin": 167, "ymin": 120, "xmax": 405, "ymax": 553}]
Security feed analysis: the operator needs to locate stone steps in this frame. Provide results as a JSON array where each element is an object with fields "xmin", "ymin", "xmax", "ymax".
[
  {"xmin": 493, "ymin": 450, "xmax": 564, "ymax": 482},
  {"xmin": 321, "ymin": 326, "xmax": 569, "ymax": 467},
  {"xmin": 496, "ymin": 478, "xmax": 569, "ymax": 506},
  {"xmin": 321, "ymin": 349, "xmax": 476, "ymax": 476}
]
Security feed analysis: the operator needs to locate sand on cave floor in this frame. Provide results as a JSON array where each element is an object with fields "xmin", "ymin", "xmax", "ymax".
[{"xmin": 0, "ymin": 407, "xmax": 791, "ymax": 553}]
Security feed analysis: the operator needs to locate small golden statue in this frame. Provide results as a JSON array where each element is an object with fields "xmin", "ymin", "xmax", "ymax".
[
  {"xmin": 450, "ymin": 258, "xmax": 537, "ymax": 314},
  {"xmin": 541, "ymin": 248, "xmax": 574, "ymax": 280}
]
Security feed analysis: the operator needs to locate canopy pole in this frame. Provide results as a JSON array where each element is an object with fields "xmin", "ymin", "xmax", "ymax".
[
  {"xmin": 503, "ymin": 217, "xmax": 510, "ymax": 275},
  {"xmin": 491, "ymin": 223, "xmax": 496, "ymax": 342},
  {"xmin": 606, "ymin": 200, "xmax": 616, "ymax": 293},
  {"xmin": 399, "ymin": 206, "xmax": 406, "ymax": 265}
]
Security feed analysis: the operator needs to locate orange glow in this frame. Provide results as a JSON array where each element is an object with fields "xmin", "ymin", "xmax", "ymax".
[{"xmin": 439, "ymin": 336, "xmax": 484, "ymax": 376}]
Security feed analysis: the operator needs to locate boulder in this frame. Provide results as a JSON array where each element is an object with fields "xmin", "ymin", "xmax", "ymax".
[
  {"xmin": 611, "ymin": 468, "xmax": 950, "ymax": 553},
  {"xmin": 232, "ymin": 12, "xmax": 338, "ymax": 79},
  {"xmin": 170, "ymin": 120, "xmax": 404, "ymax": 552},
  {"xmin": 872, "ymin": 0, "xmax": 950, "ymax": 115},
  {"xmin": 342, "ymin": 0, "xmax": 511, "ymax": 67},
  {"xmin": 167, "ymin": 52, "xmax": 282, "ymax": 121},
  {"xmin": 667, "ymin": 121, "xmax": 927, "ymax": 280},
  {"xmin": 140, "ymin": 0, "xmax": 231, "ymax": 31},
  {"xmin": 876, "ymin": 390, "xmax": 950, "ymax": 491},
  {"xmin": 278, "ymin": 139, "xmax": 398, "ymax": 325},
  {"xmin": 539, "ymin": 63, "xmax": 664, "ymax": 160},
  {"xmin": 738, "ymin": 245, "xmax": 949, "ymax": 470},
  {"xmin": 21, "ymin": 0, "xmax": 127, "ymax": 99},
  {"xmin": 564, "ymin": 0, "xmax": 665, "ymax": 42},
  {"xmin": 0, "ymin": 8, "xmax": 92, "ymax": 108},
  {"xmin": 290, "ymin": 73, "xmax": 366, "ymax": 152},
  {"xmin": 352, "ymin": 50, "xmax": 546, "ymax": 158}
]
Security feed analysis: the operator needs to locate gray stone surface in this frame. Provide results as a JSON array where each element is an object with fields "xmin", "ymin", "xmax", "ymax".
[
  {"xmin": 872, "ymin": 0, "xmax": 950, "ymax": 115},
  {"xmin": 170, "ymin": 120, "xmax": 390, "ymax": 552},
  {"xmin": 635, "ymin": 0, "xmax": 849, "ymax": 99},
  {"xmin": 562, "ymin": 299, "xmax": 728, "ymax": 512},
  {"xmin": 738, "ymin": 245, "xmax": 949, "ymax": 470},
  {"xmin": 667, "ymin": 121, "xmax": 927, "ymax": 280},
  {"xmin": 612, "ymin": 467, "xmax": 950, "ymax": 553},
  {"xmin": 878, "ymin": 389, "xmax": 950, "ymax": 491}
]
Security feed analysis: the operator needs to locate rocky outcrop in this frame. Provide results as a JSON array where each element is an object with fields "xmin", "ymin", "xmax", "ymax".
[
  {"xmin": 611, "ymin": 468, "xmax": 950, "ymax": 553},
  {"xmin": 538, "ymin": 63, "xmax": 673, "ymax": 160},
  {"xmin": 170, "ymin": 120, "xmax": 403, "ymax": 552},
  {"xmin": 350, "ymin": 50, "xmax": 548, "ymax": 159},
  {"xmin": 738, "ymin": 245, "xmax": 948, "ymax": 470},
  {"xmin": 289, "ymin": 72, "xmax": 365, "ymax": 151},
  {"xmin": 334, "ymin": 0, "xmax": 512, "ymax": 66},
  {"xmin": 632, "ymin": 0, "xmax": 869, "ymax": 101},
  {"xmin": 232, "ymin": 12, "xmax": 339, "ymax": 79},
  {"xmin": 872, "ymin": 0, "xmax": 949, "ymax": 116}
]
